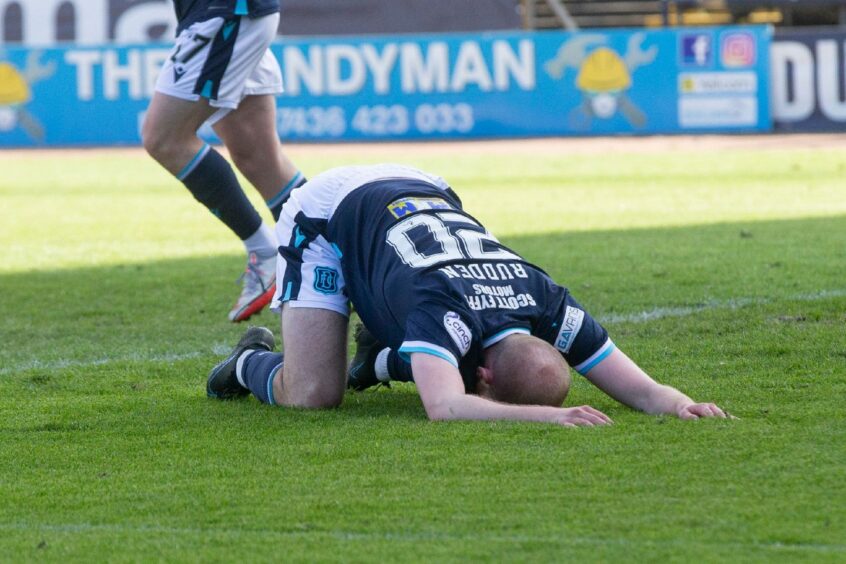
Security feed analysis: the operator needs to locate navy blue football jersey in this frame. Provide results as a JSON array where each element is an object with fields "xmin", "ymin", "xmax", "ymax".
[
  {"xmin": 324, "ymin": 178, "xmax": 614, "ymax": 392},
  {"xmin": 173, "ymin": 0, "xmax": 280, "ymax": 32}
]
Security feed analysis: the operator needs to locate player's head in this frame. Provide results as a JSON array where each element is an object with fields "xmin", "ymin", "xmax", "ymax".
[{"xmin": 476, "ymin": 334, "xmax": 570, "ymax": 406}]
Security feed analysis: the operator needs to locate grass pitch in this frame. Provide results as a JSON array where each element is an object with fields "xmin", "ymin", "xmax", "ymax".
[{"xmin": 0, "ymin": 139, "xmax": 844, "ymax": 562}]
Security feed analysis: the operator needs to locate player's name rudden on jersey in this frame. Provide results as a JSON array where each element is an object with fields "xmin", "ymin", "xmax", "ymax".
[{"xmin": 438, "ymin": 262, "xmax": 528, "ymax": 281}]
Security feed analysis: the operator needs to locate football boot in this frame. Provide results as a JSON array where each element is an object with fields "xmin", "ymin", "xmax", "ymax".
[
  {"xmin": 229, "ymin": 251, "xmax": 277, "ymax": 322},
  {"xmin": 207, "ymin": 326, "xmax": 275, "ymax": 399}
]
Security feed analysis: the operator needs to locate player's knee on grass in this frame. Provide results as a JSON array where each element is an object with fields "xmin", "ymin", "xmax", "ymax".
[
  {"xmin": 479, "ymin": 334, "xmax": 570, "ymax": 407},
  {"xmin": 272, "ymin": 370, "xmax": 344, "ymax": 409},
  {"xmin": 275, "ymin": 305, "xmax": 348, "ymax": 409}
]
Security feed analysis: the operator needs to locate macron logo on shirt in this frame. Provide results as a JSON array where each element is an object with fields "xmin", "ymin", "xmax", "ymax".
[{"xmin": 555, "ymin": 306, "xmax": 584, "ymax": 354}]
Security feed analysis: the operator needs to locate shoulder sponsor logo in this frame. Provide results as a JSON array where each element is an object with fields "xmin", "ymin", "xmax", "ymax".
[
  {"xmin": 555, "ymin": 306, "xmax": 584, "ymax": 354},
  {"xmin": 443, "ymin": 311, "xmax": 472, "ymax": 355},
  {"xmin": 388, "ymin": 197, "xmax": 453, "ymax": 219}
]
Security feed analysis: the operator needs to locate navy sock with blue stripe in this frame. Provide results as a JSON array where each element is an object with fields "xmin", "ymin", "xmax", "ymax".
[
  {"xmin": 238, "ymin": 350, "xmax": 284, "ymax": 405},
  {"xmin": 266, "ymin": 172, "xmax": 307, "ymax": 221},
  {"xmin": 178, "ymin": 144, "xmax": 263, "ymax": 240}
]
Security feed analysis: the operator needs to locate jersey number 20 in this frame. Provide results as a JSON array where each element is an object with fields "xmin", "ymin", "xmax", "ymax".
[{"xmin": 386, "ymin": 212, "xmax": 519, "ymax": 268}]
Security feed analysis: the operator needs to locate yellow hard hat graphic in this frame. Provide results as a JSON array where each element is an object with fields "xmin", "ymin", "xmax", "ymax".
[
  {"xmin": 576, "ymin": 48, "xmax": 631, "ymax": 93},
  {"xmin": 0, "ymin": 63, "xmax": 31, "ymax": 105}
]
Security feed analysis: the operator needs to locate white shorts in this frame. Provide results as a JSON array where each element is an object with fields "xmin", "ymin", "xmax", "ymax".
[
  {"xmin": 271, "ymin": 191, "xmax": 351, "ymax": 318},
  {"xmin": 155, "ymin": 13, "xmax": 283, "ymax": 125},
  {"xmin": 270, "ymin": 164, "xmax": 454, "ymax": 317}
]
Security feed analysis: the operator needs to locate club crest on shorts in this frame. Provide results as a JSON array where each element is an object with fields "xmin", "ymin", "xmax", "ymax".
[{"xmin": 313, "ymin": 266, "xmax": 339, "ymax": 295}]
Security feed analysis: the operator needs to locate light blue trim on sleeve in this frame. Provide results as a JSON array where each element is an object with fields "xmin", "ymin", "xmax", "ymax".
[
  {"xmin": 482, "ymin": 327, "xmax": 531, "ymax": 348},
  {"xmin": 575, "ymin": 340, "xmax": 616, "ymax": 375},
  {"xmin": 398, "ymin": 346, "xmax": 459, "ymax": 367}
]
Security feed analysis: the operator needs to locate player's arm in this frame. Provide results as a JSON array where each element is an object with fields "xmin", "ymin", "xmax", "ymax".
[
  {"xmin": 411, "ymin": 353, "xmax": 612, "ymax": 426},
  {"xmin": 583, "ymin": 347, "xmax": 729, "ymax": 419}
]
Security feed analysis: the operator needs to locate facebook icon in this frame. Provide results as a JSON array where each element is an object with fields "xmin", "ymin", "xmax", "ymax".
[{"xmin": 681, "ymin": 33, "xmax": 713, "ymax": 66}]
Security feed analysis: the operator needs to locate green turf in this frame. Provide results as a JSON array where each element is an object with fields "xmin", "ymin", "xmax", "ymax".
[{"xmin": 0, "ymin": 144, "xmax": 844, "ymax": 562}]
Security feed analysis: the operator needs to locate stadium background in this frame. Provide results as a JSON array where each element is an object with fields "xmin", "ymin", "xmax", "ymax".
[
  {"xmin": 0, "ymin": 0, "xmax": 845, "ymax": 147},
  {"xmin": 1, "ymin": 2, "xmax": 845, "ymax": 561}
]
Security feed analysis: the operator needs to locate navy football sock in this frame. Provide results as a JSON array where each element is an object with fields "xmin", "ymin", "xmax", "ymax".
[
  {"xmin": 178, "ymin": 144, "xmax": 263, "ymax": 240},
  {"xmin": 387, "ymin": 350, "xmax": 414, "ymax": 382},
  {"xmin": 266, "ymin": 171, "xmax": 306, "ymax": 221},
  {"xmin": 238, "ymin": 350, "xmax": 284, "ymax": 405}
]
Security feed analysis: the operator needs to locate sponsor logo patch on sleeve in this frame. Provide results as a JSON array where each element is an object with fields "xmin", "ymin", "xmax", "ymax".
[
  {"xmin": 555, "ymin": 306, "xmax": 584, "ymax": 354},
  {"xmin": 443, "ymin": 311, "xmax": 472, "ymax": 355}
]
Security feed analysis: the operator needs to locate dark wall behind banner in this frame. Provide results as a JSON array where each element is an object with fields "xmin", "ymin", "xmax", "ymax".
[
  {"xmin": 772, "ymin": 28, "xmax": 846, "ymax": 132},
  {"xmin": 277, "ymin": 0, "xmax": 522, "ymax": 35},
  {"xmin": 1, "ymin": 0, "xmax": 522, "ymax": 45},
  {"xmin": 109, "ymin": 0, "xmax": 170, "ymax": 39}
]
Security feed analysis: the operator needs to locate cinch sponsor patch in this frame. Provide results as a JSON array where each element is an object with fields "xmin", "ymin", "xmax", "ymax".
[
  {"xmin": 443, "ymin": 311, "xmax": 472, "ymax": 355},
  {"xmin": 387, "ymin": 197, "xmax": 452, "ymax": 219},
  {"xmin": 555, "ymin": 306, "xmax": 584, "ymax": 354}
]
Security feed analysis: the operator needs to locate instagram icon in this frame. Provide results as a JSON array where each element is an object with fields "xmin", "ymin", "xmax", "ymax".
[{"xmin": 721, "ymin": 32, "xmax": 757, "ymax": 67}]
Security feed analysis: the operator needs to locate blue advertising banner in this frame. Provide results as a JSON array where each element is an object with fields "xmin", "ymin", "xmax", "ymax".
[{"xmin": 0, "ymin": 26, "xmax": 771, "ymax": 147}]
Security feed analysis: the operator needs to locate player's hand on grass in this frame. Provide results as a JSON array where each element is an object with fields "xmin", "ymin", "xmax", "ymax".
[
  {"xmin": 676, "ymin": 402, "xmax": 734, "ymax": 420},
  {"xmin": 556, "ymin": 405, "xmax": 613, "ymax": 427}
]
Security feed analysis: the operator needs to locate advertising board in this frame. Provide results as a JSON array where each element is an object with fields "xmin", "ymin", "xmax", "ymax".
[
  {"xmin": 772, "ymin": 28, "xmax": 846, "ymax": 131},
  {"xmin": 0, "ymin": 26, "xmax": 771, "ymax": 147}
]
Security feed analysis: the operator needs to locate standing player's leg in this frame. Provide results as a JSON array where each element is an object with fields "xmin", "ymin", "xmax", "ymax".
[
  {"xmin": 143, "ymin": 91, "xmax": 275, "ymax": 323},
  {"xmin": 143, "ymin": 15, "xmax": 283, "ymax": 322},
  {"xmin": 142, "ymin": 94, "xmax": 216, "ymax": 175},
  {"xmin": 143, "ymin": 92, "xmax": 266, "ymax": 251},
  {"xmin": 213, "ymin": 94, "xmax": 306, "ymax": 221}
]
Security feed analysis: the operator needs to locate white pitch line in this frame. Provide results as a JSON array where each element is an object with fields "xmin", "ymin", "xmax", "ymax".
[
  {"xmin": 0, "ymin": 522, "xmax": 842, "ymax": 554},
  {"xmin": 2, "ymin": 289, "xmax": 844, "ymax": 377},
  {"xmin": 598, "ymin": 288, "xmax": 846, "ymax": 325},
  {"xmin": 0, "ymin": 345, "xmax": 233, "ymax": 377}
]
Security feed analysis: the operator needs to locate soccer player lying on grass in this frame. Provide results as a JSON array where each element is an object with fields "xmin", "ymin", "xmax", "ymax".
[{"xmin": 206, "ymin": 164, "xmax": 729, "ymax": 426}]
